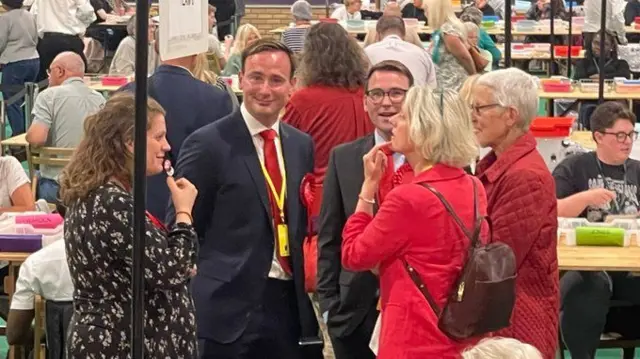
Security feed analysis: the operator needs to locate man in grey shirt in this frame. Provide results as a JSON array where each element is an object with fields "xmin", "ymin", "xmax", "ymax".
[
  {"xmin": 26, "ymin": 52, "xmax": 105, "ymax": 203},
  {"xmin": 0, "ymin": 0, "xmax": 40, "ymax": 136}
]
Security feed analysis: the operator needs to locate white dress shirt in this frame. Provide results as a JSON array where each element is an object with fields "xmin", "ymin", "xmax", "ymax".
[
  {"xmin": 10, "ymin": 240, "xmax": 73, "ymax": 310},
  {"xmin": 30, "ymin": 0, "xmax": 91, "ymax": 36},
  {"xmin": 583, "ymin": 0, "xmax": 627, "ymax": 44},
  {"xmin": 365, "ymin": 34, "xmax": 438, "ymax": 88},
  {"xmin": 331, "ymin": 6, "xmax": 362, "ymax": 21},
  {"xmin": 240, "ymin": 104, "xmax": 291, "ymax": 281}
]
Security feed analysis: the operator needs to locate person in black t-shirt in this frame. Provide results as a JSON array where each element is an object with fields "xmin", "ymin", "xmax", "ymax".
[
  {"xmin": 553, "ymin": 101, "xmax": 640, "ymax": 359},
  {"xmin": 401, "ymin": 0, "xmax": 427, "ymax": 22}
]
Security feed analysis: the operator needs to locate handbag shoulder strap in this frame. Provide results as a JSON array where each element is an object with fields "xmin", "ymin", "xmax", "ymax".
[{"xmin": 403, "ymin": 177, "xmax": 481, "ymax": 317}]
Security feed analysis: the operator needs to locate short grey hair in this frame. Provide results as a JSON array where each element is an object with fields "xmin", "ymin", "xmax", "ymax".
[
  {"xmin": 462, "ymin": 338, "xmax": 543, "ymax": 359},
  {"xmin": 405, "ymin": 86, "xmax": 478, "ymax": 168},
  {"xmin": 127, "ymin": 15, "xmax": 136, "ymax": 37},
  {"xmin": 476, "ymin": 68, "xmax": 539, "ymax": 130},
  {"xmin": 463, "ymin": 22, "xmax": 479, "ymax": 36}
]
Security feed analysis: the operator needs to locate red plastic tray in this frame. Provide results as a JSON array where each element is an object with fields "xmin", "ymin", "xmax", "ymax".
[
  {"xmin": 554, "ymin": 46, "xmax": 581, "ymax": 57},
  {"xmin": 530, "ymin": 117, "xmax": 573, "ymax": 137},
  {"xmin": 101, "ymin": 76, "xmax": 128, "ymax": 86},
  {"xmin": 542, "ymin": 82, "xmax": 571, "ymax": 92}
]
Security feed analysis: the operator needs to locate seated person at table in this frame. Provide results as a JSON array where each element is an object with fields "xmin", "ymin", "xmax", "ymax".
[
  {"xmin": 331, "ymin": 0, "xmax": 362, "ymax": 20},
  {"xmin": 221, "ymin": 24, "xmax": 260, "ymax": 76},
  {"xmin": 474, "ymin": 0, "xmax": 496, "ymax": 17},
  {"xmin": 109, "ymin": 15, "xmax": 158, "ymax": 76},
  {"xmin": 401, "ymin": 0, "xmax": 426, "ymax": 22},
  {"xmin": 6, "ymin": 239, "xmax": 73, "ymax": 346},
  {"xmin": 26, "ymin": 52, "xmax": 105, "ymax": 204},
  {"xmin": 553, "ymin": 102, "xmax": 640, "ymax": 359},
  {"xmin": 85, "ymin": 0, "xmax": 127, "ymax": 51},
  {"xmin": 524, "ymin": 0, "xmax": 570, "ymax": 44},
  {"xmin": 0, "ymin": 154, "xmax": 34, "ymax": 214},
  {"xmin": 283, "ymin": 0, "xmax": 313, "ymax": 54},
  {"xmin": 207, "ymin": 5, "xmax": 227, "ymax": 70},
  {"xmin": 460, "ymin": 7, "xmax": 501, "ymax": 70},
  {"xmin": 574, "ymin": 31, "xmax": 631, "ymax": 81}
]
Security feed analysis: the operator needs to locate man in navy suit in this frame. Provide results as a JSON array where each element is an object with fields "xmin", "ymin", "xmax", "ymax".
[
  {"xmin": 120, "ymin": 54, "xmax": 233, "ymax": 220},
  {"xmin": 170, "ymin": 40, "xmax": 322, "ymax": 359}
]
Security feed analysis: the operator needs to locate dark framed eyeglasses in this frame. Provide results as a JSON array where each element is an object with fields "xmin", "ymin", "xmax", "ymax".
[
  {"xmin": 365, "ymin": 88, "xmax": 408, "ymax": 104},
  {"xmin": 469, "ymin": 103, "xmax": 503, "ymax": 115},
  {"xmin": 599, "ymin": 130, "xmax": 639, "ymax": 143}
]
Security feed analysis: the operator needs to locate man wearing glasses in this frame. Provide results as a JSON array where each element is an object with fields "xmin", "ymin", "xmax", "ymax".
[
  {"xmin": 317, "ymin": 60, "xmax": 413, "ymax": 359},
  {"xmin": 553, "ymin": 101, "xmax": 640, "ymax": 359}
]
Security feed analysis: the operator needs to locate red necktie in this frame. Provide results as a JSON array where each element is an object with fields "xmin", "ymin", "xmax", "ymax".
[
  {"xmin": 378, "ymin": 147, "xmax": 413, "ymax": 203},
  {"xmin": 259, "ymin": 129, "xmax": 292, "ymax": 275}
]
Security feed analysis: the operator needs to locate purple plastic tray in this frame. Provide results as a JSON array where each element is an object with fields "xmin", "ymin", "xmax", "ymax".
[{"xmin": 0, "ymin": 234, "xmax": 42, "ymax": 252}]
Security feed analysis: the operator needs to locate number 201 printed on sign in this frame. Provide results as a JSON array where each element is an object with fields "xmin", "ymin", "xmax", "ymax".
[{"xmin": 181, "ymin": 0, "xmax": 194, "ymax": 5}]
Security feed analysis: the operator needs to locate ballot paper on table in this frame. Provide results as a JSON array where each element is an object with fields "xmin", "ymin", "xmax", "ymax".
[{"xmin": 158, "ymin": 0, "xmax": 208, "ymax": 61}]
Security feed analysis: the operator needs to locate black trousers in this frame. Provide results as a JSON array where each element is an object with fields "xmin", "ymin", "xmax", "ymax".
[
  {"xmin": 329, "ymin": 304, "xmax": 378, "ymax": 359},
  {"xmin": 560, "ymin": 271, "xmax": 640, "ymax": 359},
  {"xmin": 36, "ymin": 32, "xmax": 87, "ymax": 81},
  {"xmin": 198, "ymin": 279, "xmax": 302, "ymax": 359}
]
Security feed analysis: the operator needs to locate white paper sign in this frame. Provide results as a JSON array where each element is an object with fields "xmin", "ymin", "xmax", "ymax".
[{"xmin": 159, "ymin": 0, "xmax": 208, "ymax": 61}]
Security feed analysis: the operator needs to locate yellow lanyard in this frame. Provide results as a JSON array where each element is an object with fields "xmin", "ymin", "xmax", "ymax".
[{"xmin": 259, "ymin": 147, "xmax": 287, "ymax": 222}]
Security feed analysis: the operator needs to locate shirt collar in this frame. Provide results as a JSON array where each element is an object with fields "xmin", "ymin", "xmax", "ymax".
[
  {"xmin": 411, "ymin": 163, "xmax": 466, "ymax": 183},
  {"xmin": 476, "ymin": 132, "xmax": 538, "ymax": 183},
  {"xmin": 160, "ymin": 64, "xmax": 195, "ymax": 77},
  {"xmin": 373, "ymin": 129, "xmax": 388, "ymax": 146},
  {"xmin": 382, "ymin": 34, "xmax": 403, "ymax": 42},
  {"xmin": 240, "ymin": 103, "xmax": 280, "ymax": 137},
  {"xmin": 62, "ymin": 77, "xmax": 85, "ymax": 85}
]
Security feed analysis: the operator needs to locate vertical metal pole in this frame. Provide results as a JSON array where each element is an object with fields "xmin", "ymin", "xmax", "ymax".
[
  {"xmin": 567, "ymin": 0, "xmax": 573, "ymax": 77},
  {"xmin": 550, "ymin": 0, "xmax": 556, "ymax": 75},
  {"xmin": 132, "ymin": 0, "xmax": 149, "ymax": 357},
  {"xmin": 597, "ymin": 0, "xmax": 606, "ymax": 103},
  {"xmin": 504, "ymin": 0, "xmax": 512, "ymax": 68},
  {"xmin": 0, "ymin": 101, "xmax": 6, "ymax": 143}
]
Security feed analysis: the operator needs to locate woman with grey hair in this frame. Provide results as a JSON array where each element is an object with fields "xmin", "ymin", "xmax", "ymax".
[
  {"xmin": 342, "ymin": 86, "xmax": 489, "ymax": 358},
  {"xmin": 109, "ymin": 15, "xmax": 158, "ymax": 76},
  {"xmin": 462, "ymin": 337, "xmax": 543, "ymax": 359},
  {"xmin": 459, "ymin": 6, "xmax": 501, "ymax": 68},
  {"xmin": 472, "ymin": 68, "xmax": 559, "ymax": 359},
  {"xmin": 282, "ymin": 0, "xmax": 313, "ymax": 53}
]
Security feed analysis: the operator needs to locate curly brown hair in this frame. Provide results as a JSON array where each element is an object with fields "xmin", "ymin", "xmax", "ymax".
[
  {"xmin": 59, "ymin": 92, "xmax": 165, "ymax": 206},
  {"xmin": 297, "ymin": 22, "xmax": 369, "ymax": 89}
]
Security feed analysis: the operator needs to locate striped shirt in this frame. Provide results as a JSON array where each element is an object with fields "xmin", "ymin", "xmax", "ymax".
[{"xmin": 282, "ymin": 27, "xmax": 309, "ymax": 53}]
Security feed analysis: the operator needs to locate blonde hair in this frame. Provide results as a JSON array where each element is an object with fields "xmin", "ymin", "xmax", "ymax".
[
  {"xmin": 425, "ymin": 0, "xmax": 466, "ymax": 35},
  {"xmin": 231, "ymin": 24, "xmax": 261, "ymax": 55},
  {"xmin": 193, "ymin": 52, "xmax": 218, "ymax": 85},
  {"xmin": 462, "ymin": 338, "xmax": 543, "ymax": 359},
  {"xmin": 459, "ymin": 74, "xmax": 481, "ymax": 105},
  {"xmin": 59, "ymin": 93, "xmax": 165, "ymax": 206},
  {"xmin": 405, "ymin": 86, "xmax": 478, "ymax": 168}
]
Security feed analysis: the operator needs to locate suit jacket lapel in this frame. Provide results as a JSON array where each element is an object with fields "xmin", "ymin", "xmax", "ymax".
[
  {"xmin": 234, "ymin": 113, "xmax": 271, "ymax": 219},
  {"xmin": 358, "ymin": 135, "xmax": 378, "ymax": 213},
  {"xmin": 280, "ymin": 125, "xmax": 300, "ymax": 239}
]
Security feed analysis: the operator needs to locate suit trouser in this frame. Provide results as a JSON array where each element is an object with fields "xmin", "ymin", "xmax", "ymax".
[
  {"xmin": 36, "ymin": 32, "xmax": 87, "ymax": 81},
  {"xmin": 328, "ymin": 304, "xmax": 378, "ymax": 359},
  {"xmin": 199, "ymin": 279, "xmax": 301, "ymax": 359},
  {"xmin": 560, "ymin": 271, "xmax": 640, "ymax": 359}
]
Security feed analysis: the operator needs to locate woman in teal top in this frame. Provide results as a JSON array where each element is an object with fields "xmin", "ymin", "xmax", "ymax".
[
  {"xmin": 221, "ymin": 24, "xmax": 261, "ymax": 76},
  {"xmin": 460, "ymin": 6, "xmax": 502, "ymax": 69}
]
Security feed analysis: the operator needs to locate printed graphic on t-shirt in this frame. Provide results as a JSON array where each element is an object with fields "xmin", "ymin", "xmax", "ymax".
[{"xmin": 586, "ymin": 175, "xmax": 639, "ymax": 222}]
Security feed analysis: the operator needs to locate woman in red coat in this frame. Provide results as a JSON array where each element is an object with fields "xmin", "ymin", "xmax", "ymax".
[
  {"xmin": 342, "ymin": 87, "xmax": 489, "ymax": 359},
  {"xmin": 472, "ymin": 68, "xmax": 559, "ymax": 359}
]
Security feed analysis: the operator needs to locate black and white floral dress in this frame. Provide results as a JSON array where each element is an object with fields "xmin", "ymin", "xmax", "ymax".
[{"xmin": 64, "ymin": 183, "xmax": 198, "ymax": 358}]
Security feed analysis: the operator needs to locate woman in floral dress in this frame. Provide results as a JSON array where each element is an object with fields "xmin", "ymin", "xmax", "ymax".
[
  {"xmin": 59, "ymin": 92, "xmax": 199, "ymax": 358},
  {"xmin": 426, "ymin": 0, "xmax": 477, "ymax": 90}
]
